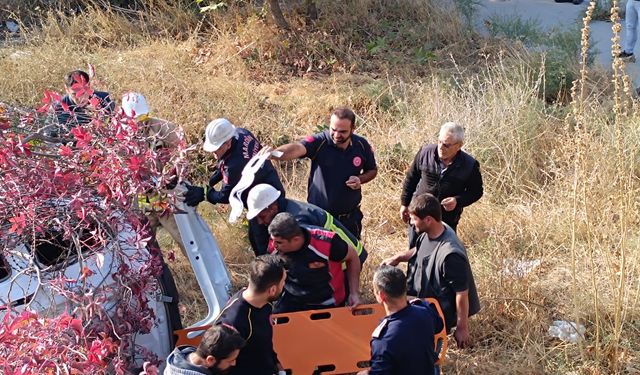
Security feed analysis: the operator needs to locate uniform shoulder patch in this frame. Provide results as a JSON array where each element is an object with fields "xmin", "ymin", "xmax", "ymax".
[{"xmin": 372, "ymin": 318, "xmax": 388, "ymax": 338}]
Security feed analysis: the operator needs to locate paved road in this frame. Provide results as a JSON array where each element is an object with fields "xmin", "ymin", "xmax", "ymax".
[{"xmin": 475, "ymin": 0, "xmax": 640, "ymax": 86}]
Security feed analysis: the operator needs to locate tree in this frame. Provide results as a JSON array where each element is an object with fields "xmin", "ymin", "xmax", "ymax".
[{"xmin": 268, "ymin": 0, "xmax": 290, "ymax": 30}]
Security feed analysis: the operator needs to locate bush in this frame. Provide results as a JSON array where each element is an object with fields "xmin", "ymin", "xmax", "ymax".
[
  {"xmin": 486, "ymin": 14, "xmax": 544, "ymax": 46},
  {"xmin": 0, "ymin": 87, "xmax": 188, "ymax": 373},
  {"xmin": 485, "ymin": 14, "xmax": 594, "ymax": 103}
]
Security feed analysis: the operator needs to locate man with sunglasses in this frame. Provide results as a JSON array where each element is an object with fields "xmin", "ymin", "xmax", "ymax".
[{"xmin": 400, "ymin": 122, "xmax": 483, "ymax": 248}]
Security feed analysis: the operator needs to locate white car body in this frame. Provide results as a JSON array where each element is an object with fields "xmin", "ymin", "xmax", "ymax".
[{"xmin": 0, "ymin": 203, "xmax": 232, "ymax": 370}]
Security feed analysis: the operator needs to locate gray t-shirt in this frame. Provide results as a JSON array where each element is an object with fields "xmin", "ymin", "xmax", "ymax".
[{"xmin": 410, "ymin": 227, "xmax": 469, "ymax": 296}]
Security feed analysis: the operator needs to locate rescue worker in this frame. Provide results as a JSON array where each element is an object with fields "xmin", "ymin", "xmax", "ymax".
[
  {"xmin": 400, "ymin": 121, "xmax": 483, "ymax": 248},
  {"xmin": 263, "ymin": 107, "xmax": 377, "ymax": 239},
  {"xmin": 215, "ymin": 255, "xmax": 287, "ymax": 375},
  {"xmin": 267, "ymin": 212, "xmax": 362, "ymax": 313},
  {"xmin": 121, "ymin": 92, "xmax": 185, "ymax": 254},
  {"xmin": 164, "ymin": 324, "xmax": 245, "ymax": 375},
  {"xmin": 183, "ymin": 119, "xmax": 285, "ymax": 254},
  {"xmin": 383, "ymin": 193, "xmax": 481, "ymax": 349},
  {"xmin": 53, "ymin": 70, "xmax": 114, "ymax": 130},
  {"xmin": 245, "ymin": 183, "xmax": 367, "ymax": 264},
  {"xmin": 357, "ymin": 265, "xmax": 443, "ymax": 375}
]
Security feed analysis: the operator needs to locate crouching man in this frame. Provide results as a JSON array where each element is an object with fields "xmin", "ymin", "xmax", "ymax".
[
  {"xmin": 268, "ymin": 212, "xmax": 362, "ymax": 313},
  {"xmin": 246, "ymin": 183, "xmax": 368, "ymax": 264},
  {"xmin": 215, "ymin": 255, "xmax": 287, "ymax": 375},
  {"xmin": 164, "ymin": 324, "xmax": 245, "ymax": 375},
  {"xmin": 358, "ymin": 265, "xmax": 443, "ymax": 375}
]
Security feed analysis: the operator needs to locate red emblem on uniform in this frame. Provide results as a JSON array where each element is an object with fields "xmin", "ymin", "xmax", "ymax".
[
  {"xmin": 353, "ymin": 156, "xmax": 362, "ymax": 167},
  {"xmin": 305, "ymin": 135, "xmax": 315, "ymax": 143}
]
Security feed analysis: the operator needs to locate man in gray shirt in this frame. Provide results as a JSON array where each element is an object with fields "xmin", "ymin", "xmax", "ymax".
[{"xmin": 383, "ymin": 193, "xmax": 480, "ymax": 348}]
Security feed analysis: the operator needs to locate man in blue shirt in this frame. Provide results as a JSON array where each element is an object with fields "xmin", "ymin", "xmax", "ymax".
[
  {"xmin": 358, "ymin": 265, "xmax": 443, "ymax": 375},
  {"xmin": 53, "ymin": 70, "xmax": 114, "ymax": 131},
  {"xmin": 265, "ymin": 108, "xmax": 377, "ymax": 239}
]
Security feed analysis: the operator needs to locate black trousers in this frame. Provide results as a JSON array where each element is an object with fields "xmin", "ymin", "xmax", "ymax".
[
  {"xmin": 335, "ymin": 207, "xmax": 364, "ymax": 240},
  {"xmin": 248, "ymin": 218, "xmax": 269, "ymax": 256}
]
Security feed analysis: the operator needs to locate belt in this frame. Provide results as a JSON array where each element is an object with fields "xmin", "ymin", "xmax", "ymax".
[{"xmin": 336, "ymin": 206, "xmax": 360, "ymax": 220}]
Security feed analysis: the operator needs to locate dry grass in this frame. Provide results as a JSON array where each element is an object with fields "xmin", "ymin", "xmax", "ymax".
[{"xmin": 2, "ymin": 0, "xmax": 640, "ymax": 373}]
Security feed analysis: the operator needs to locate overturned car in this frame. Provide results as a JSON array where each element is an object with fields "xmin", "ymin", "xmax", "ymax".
[{"xmin": 0, "ymin": 99, "xmax": 231, "ymax": 374}]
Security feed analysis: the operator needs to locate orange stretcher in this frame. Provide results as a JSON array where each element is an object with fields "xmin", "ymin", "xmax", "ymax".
[{"xmin": 174, "ymin": 298, "xmax": 448, "ymax": 374}]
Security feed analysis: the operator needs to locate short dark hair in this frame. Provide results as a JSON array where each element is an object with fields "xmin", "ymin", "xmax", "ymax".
[
  {"xmin": 268, "ymin": 212, "xmax": 302, "ymax": 239},
  {"xmin": 249, "ymin": 254, "xmax": 285, "ymax": 293},
  {"xmin": 196, "ymin": 324, "xmax": 245, "ymax": 360},
  {"xmin": 408, "ymin": 193, "xmax": 442, "ymax": 222},
  {"xmin": 373, "ymin": 265, "xmax": 407, "ymax": 299},
  {"xmin": 331, "ymin": 107, "xmax": 356, "ymax": 128},
  {"xmin": 64, "ymin": 70, "xmax": 90, "ymax": 87}
]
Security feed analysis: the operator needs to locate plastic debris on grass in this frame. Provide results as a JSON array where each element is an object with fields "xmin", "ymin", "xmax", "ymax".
[
  {"xmin": 5, "ymin": 20, "xmax": 19, "ymax": 33},
  {"xmin": 501, "ymin": 258, "xmax": 541, "ymax": 277},
  {"xmin": 548, "ymin": 320, "xmax": 586, "ymax": 343}
]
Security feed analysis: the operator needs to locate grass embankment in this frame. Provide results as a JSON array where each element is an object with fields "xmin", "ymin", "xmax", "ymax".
[{"xmin": 0, "ymin": 1, "xmax": 638, "ymax": 373}]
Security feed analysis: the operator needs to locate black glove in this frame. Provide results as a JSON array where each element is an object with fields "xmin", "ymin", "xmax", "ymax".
[{"xmin": 184, "ymin": 185, "xmax": 205, "ymax": 207}]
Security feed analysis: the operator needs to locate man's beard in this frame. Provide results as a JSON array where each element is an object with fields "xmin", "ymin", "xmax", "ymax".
[
  {"xmin": 268, "ymin": 288, "xmax": 285, "ymax": 303},
  {"xmin": 209, "ymin": 364, "xmax": 232, "ymax": 375},
  {"xmin": 332, "ymin": 133, "xmax": 352, "ymax": 145}
]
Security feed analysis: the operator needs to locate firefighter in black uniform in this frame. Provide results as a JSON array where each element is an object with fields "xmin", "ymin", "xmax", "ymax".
[
  {"xmin": 263, "ymin": 107, "xmax": 377, "ymax": 239},
  {"xmin": 358, "ymin": 265, "xmax": 443, "ymax": 375},
  {"xmin": 183, "ymin": 118, "xmax": 285, "ymax": 254},
  {"xmin": 215, "ymin": 255, "xmax": 286, "ymax": 375}
]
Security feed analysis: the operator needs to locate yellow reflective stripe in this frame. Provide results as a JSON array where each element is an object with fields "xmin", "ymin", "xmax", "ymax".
[
  {"xmin": 324, "ymin": 213, "xmax": 333, "ymax": 229},
  {"xmin": 325, "ymin": 213, "xmax": 364, "ymax": 271},
  {"xmin": 137, "ymin": 194, "xmax": 163, "ymax": 209},
  {"xmin": 329, "ymin": 224, "xmax": 362, "ymax": 255},
  {"xmin": 355, "ymin": 241, "xmax": 363, "ymax": 253},
  {"xmin": 137, "ymin": 194, "xmax": 151, "ymax": 208}
]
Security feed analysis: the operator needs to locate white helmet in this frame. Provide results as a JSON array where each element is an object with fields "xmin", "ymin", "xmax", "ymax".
[
  {"xmin": 204, "ymin": 118, "xmax": 236, "ymax": 152},
  {"xmin": 121, "ymin": 92, "xmax": 150, "ymax": 119},
  {"xmin": 246, "ymin": 184, "xmax": 281, "ymax": 220}
]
